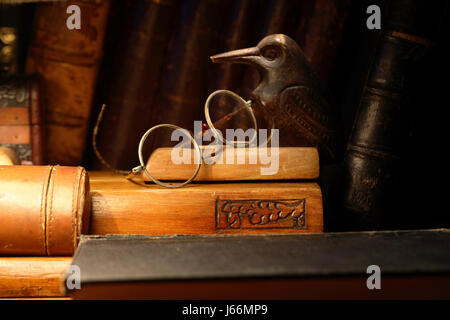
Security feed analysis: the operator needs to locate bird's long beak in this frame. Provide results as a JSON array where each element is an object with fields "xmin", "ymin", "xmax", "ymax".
[{"xmin": 211, "ymin": 47, "xmax": 260, "ymax": 64}]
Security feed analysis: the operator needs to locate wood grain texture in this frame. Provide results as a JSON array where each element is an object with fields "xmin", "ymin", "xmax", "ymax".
[
  {"xmin": 144, "ymin": 147, "xmax": 319, "ymax": 181},
  {"xmin": 0, "ymin": 257, "xmax": 70, "ymax": 298},
  {"xmin": 89, "ymin": 172, "xmax": 323, "ymax": 235}
]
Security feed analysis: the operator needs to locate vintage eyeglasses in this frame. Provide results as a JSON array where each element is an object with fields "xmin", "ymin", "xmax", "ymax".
[{"xmin": 94, "ymin": 89, "xmax": 273, "ymax": 188}]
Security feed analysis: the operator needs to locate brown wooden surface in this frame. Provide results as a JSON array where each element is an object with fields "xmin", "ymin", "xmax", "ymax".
[
  {"xmin": 144, "ymin": 147, "xmax": 319, "ymax": 181},
  {"xmin": 0, "ymin": 257, "xmax": 70, "ymax": 298},
  {"xmin": 89, "ymin": 172, "xmax": 323, "ymax": 235}
]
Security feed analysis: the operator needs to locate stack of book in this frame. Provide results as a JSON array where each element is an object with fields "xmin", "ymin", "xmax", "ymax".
[
  {"xmin": 89, "ymin": 146, "xmax": 323, "ymax": 236},
  {"xmin": 0, "ymin": 146, "xmax": 323, "ymax": 298}
]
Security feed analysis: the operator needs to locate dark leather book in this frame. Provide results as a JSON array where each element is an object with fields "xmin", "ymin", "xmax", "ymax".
[
  {"xmin": 0, "ymin": 75, "xmax": 43, "ymax": 164},
  {"xmin": 239, "ymin": 0, "xmax": 303, "ymax": 101},
  {"xmin": 66, "ymin": 229, "xmax": 450, "ymax": 299},
  {"xmin": 26, "ymin": 0, "xmax": 110, "ymax": 166},
  {"xmin": 295, "ymin": 0, "xmax": 352, "ymax": 86},
  {"xmin": 341, "ymin": 0, "xmax": 448, "ymax": 230},
  {"xmin": 91, "ymin": 0, "xmax": 181, "ymax": 170},
  {"xmin": 207, "ymin": 0, "xmax": 257, "ymax": 97},
  {"xmin": 147, "ymin": 0, "xmax": 228, "ymax": 150}
]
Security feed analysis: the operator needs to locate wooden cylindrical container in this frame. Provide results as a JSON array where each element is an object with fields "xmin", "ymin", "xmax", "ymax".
[{"xmin": 0, "ymin": 165, "xmax": 90, "ymax": 255}]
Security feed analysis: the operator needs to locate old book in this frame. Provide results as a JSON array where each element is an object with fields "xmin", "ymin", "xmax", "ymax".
[
  {"xmin": 147, "ymin": 0, "xmax": 228, "ymax": 151},
  {"xmin": 0, "ymin": 76, "xmax": 43, "ymax": 164},
  {"xmin": 92, "ymin": 0, "xmax": 180, "ymax": 171},
  {"xmin": 143, "ymin": 146, "xmax": 319, "ymax": 181},
  {"xmin": 25, "ymin": 0, "xmax": 110, "ymax": 165},
  {"xmin": 0, "ymin": 165, "xmax": 90, "ymax": 256},
  {"xmin": 0, "ymin": 257, "xmax": 70, "ymax": 298},
  {"xmin": 89, "ymin": 172, "xmax": 323, "ymax": 235},
  {"xmin": 295, "ymin": 0, "xmax": 352, "ymax": 86},
  {"xmin": 66, "ymin": 229, "xmax": 450, "ymax": 299},
  {"xmin": 335, "ymin": 0, "xmax": 384, "ymax": 144},
  {"xmin": 341, "ymin": 0, "xmax": 448, "ymax": 230}
]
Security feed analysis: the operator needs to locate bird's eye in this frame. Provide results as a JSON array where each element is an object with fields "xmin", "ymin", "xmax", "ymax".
[{"xmin": 261, "ymin": 46, "xmax": 281, "ymax": 61}]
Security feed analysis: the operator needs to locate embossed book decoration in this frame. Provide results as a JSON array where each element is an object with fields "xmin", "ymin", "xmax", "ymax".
[{"xmin": 216, "ymin": 199, "xmax": 306, "ymax": 230}]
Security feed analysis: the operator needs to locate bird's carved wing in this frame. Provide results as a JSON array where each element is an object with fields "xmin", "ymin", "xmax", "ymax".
[{"xmin": 279, "ymin": 86, "xmax": 337, "ymax": 158}]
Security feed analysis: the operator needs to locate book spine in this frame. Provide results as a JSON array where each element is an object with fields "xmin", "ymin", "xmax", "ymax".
[
  {"xmin": 89, "ymin": 175, "xmax": 323, "ymax": 235},
  {"xmin": 342, "ymin": 0, "xmax": 448, "ymax": 230},
  {"xmin": 0, "ymin": 76, "xmax": 43, "ymax": 164},
  {"xmin": 26, "ymin": 0, "xmax": 110, "ymax": 165},
  {"xmin": 29, "ymin": 75, "xmax": 44, "ymax": 164},
  {"xmin": 208, "ymin": 0, "xmax": 257, "ymax": 96},
  {"xmin": 92, "ymin": 0, "xmax": 180, "ymax": 170},
  {"xmin": 295, "ymin": 0, "xmax": 352, "ymax": 86},
  {"xmin": 148, "ymin": 0, "xmax": 229, "ymax": 148}
]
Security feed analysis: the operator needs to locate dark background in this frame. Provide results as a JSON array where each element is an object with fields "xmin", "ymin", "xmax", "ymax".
[{"xmin": 2, "ymin": 0, "xmax": 449, "ymax": 232}]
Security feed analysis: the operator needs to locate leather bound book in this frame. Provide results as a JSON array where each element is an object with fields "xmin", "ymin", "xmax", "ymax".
[
  {"xmin": 341, "ymin": 0, "xmax": 448, "ymax": 230},
  {"xmin": 26, "ymin": 0, "xmax": 110, "ymax": 165},
  {"xmin": 207, "ymin": 0, "xmax": 257, "ymax": 97},
  {"xmin": 0, "ymin": 76, "xmax": 44, "ymax": 165},
  {"xmin": 89, "ymin": 172, "xmax": 323, "ymax": 236},
  {"xmin": 0, "ymin": 165, "xmax": 90, "ymax": 256},
  {"xmin": 92, "ymin": 0, "xmax": 180, "ymax": 170},
  {"xmin": 295, "ymin": 0, "xmax": 352, "ymax": 86},
  {"xmin": 148, "ymin": 0, "xmax": 228, "ymax": 149}
]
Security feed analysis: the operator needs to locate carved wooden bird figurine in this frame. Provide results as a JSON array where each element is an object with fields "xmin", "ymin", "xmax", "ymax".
[{"xmin": 211, "ymin": 34, "xmax": 338, "ymax": 160}]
